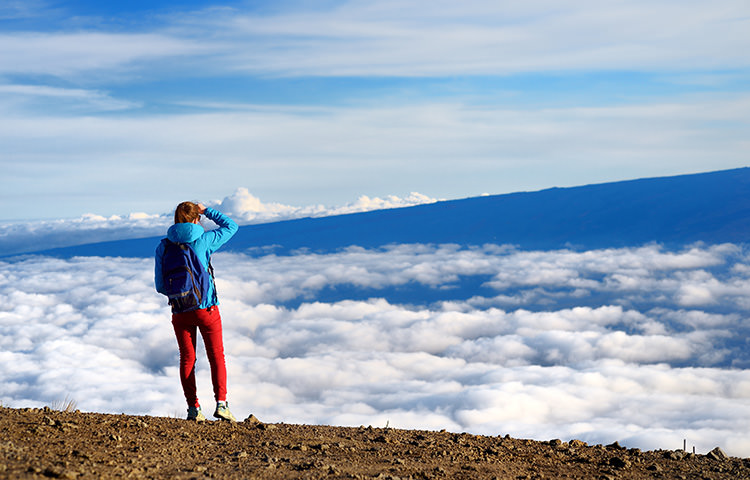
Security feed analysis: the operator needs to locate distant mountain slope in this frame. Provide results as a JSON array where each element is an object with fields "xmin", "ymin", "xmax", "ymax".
[{"xmin": 26, "ymin": 167, "xmax": 750, "ymax": 258}]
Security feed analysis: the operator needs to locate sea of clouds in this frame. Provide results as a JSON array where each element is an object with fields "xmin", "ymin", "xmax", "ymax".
[{"xmin": 2, "ymin": 223, "xmax": 750, "ymax": 457}]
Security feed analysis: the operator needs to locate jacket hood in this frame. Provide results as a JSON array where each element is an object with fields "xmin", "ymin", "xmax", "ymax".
[{"xmin": 167, "ymin": 222, "xmax": 204, "ymax": 244}]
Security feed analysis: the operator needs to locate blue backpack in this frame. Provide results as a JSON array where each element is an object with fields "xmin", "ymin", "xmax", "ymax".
[{"xmin": 160, "ymin": 239, "xmax": 214, "ymax": 313}]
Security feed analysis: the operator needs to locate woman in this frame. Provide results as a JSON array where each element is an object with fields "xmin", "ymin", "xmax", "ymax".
[{"xmin": 155, "ymin": 201, "xmax": 239, "ymax": 422}]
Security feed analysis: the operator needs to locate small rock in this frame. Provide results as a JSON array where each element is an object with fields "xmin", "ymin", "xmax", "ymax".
[
  {"xmin": 71, "ymin": 450, "xmax": 90, "ymax": 460},
  {"xmin": 132, "ymin": 419, "xmax": 149, "ymax": 428},
  {"xmin": 244, "ymin": 414, "xmax": 262, "ymax": 425},
  {"xmin": 664, "ymin": 449, "xmax": 686, "ymax": 461},
  {"xmin": 707, "ymin": 447, "xmax": 728, "ymax": 461},
  {"xmin": 258, "ymin": 422, "xmax": 276, "ymax": 431},
  {"xmin": 609, "ymin": 456, "xmax": 630, "ymax": 469},
  {"xmin": 42, "ymin": 466, "xmax": 63, "ymax": 478},
  {"xmin": 569, "ymin": 439, "xmax": 587, "ymax": 448}
]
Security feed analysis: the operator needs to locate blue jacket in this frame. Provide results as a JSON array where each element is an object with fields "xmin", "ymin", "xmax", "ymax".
[{"xmin": 154, "ymin": 207, "xmax": 238, "ymax": 309}]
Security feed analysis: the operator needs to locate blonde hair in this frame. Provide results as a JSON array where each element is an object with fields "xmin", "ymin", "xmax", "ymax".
[{"xmin": 174, "ymin": 201, "xmax": 201, "ymax": 224}]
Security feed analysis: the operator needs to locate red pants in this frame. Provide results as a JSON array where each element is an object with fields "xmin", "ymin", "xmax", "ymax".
[{"xmin": 172, "ymin": 306, "xmax": 227, "ymax": 408}]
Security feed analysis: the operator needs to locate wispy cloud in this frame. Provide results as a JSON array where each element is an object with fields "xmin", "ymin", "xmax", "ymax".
[
  {"xmin": 3, "ymin": 2, "xmax": 749, "ymax": 80},
  {"xmin": 0, "ymin": 1, "xmax": 47, "ymax": 20},
  {"xmin": 0, "ymin": 84, "xmax": 140, "ymax": 111},
  {"xmin": 2, "ymin": 93, "xmax": 748, "ymax": 220},
  {"xmin": 168, "ymin": 1, "xmax": 750, "ymax": 77},
  {"xmin": 1, "ymin": 1, "xmax": 748, "ymax": 220},
  {"xmin": 0, "ymin": 32, "xmax": 210, "ymax": 79}
]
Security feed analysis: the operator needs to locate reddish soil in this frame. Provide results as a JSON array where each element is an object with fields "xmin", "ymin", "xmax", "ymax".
[{"xmin": 1, "ymin": 406, "xmax": 748, "ymax": 479}]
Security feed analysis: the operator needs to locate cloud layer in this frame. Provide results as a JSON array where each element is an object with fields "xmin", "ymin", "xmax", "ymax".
[
  {"xmin": 2, "ymin": 242, "xmax": 749, "ymax": 456},
  {"xmin": 0, "ymin": 189, "xmax": 437, "ymax": 255}
]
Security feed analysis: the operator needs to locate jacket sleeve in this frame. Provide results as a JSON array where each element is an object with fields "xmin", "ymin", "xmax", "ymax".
[
  {"xmin": 202, "ymin": 207, "xmax": 239, "ymax": 254},
  {"xmin": 154, "ymin": 240, "xmax": 166, "ymax": 295}
]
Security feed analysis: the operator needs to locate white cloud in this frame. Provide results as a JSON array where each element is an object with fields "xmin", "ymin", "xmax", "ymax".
[
  {"xmin": 3, "ymin": 94, "xmax": 748, "ymax": 221},
  {"xmin": 0, "ymin": 1, "xmax": 46, "ymax": 20},
  {"xmin": 2, "ymin": 1, "xmax": 749, "ymax": 221},
  {"xmin": 170, "ymin": 0, "xmax": 750, "ymax": 77},
  {"xmin": 214, "ymin": 243, "xmax": 745, "ymax": 314},
  {"xmin": 0, "ymin": 32, "xmax": 209, "ymax": 78},
  {"xmin": 2, "ymin": 2, "xmax": 748, "ymax": 80},
  {"xmin": 2, "ymin": 242, "xmax": 750, "ymax": 456},
  {"xmin": 0, "ymin": 189, "xmax": 437, "ymax": 255},
  {"xmin": 215, "ymin": 187, "xmax": 438, "ymax": 223},
  {"xmin": 0, "ymin": 84, "xmax": 140, "ymax": 112},
  {"xmin": 0, "ymin": 213, "xmax": 169, "ymax": 256}
]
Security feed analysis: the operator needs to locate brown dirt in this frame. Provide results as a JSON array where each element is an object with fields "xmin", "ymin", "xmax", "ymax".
[{"xmin": 1, "ymin": 406, "xmax": 748, "ymax": 479}]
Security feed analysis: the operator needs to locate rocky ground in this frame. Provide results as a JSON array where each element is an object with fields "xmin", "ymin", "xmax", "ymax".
[{"xmin": 1, "ymin": 406, "xmax": 748, "ymax": 479}]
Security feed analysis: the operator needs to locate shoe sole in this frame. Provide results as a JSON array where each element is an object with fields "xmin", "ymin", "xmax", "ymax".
[{"xmin": 214, "ymin": 413, "xmax": 236, "ymax": 422}]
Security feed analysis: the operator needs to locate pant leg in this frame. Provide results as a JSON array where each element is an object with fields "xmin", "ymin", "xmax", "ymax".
[
  {"xmin": 172, "ymin": 313, "xmax": 200, "ymax": 408},
  {"xmin": 196, "ymin": 307, "xmax": 228, "ymax": 403}
]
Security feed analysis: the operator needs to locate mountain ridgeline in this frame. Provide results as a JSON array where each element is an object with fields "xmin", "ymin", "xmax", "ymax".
[{"xmin": 33, "ymin": 167, "xmax": 750, "ymax": 258}]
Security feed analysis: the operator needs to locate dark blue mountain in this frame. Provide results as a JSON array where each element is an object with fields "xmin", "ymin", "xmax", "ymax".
[{"xmin": 24, "ymin": 167, "xmax": 750, "ymax": 259}]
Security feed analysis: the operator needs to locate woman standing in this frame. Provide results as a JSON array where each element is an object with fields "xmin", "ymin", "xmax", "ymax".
[{"xmin": 155, "ymin": 201, "xmax": 239, "ymax": 422}]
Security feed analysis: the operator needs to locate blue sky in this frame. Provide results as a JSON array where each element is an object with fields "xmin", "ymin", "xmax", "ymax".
[{"xmin": 1, "ymin": 0, "xmax": 749, "ymax": 220}]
